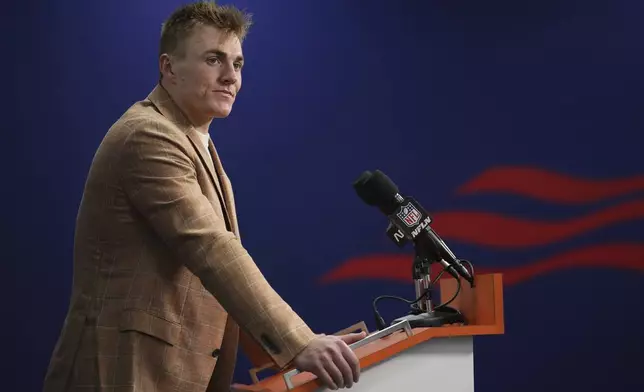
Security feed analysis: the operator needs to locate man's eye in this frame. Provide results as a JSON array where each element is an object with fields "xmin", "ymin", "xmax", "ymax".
[
  {"xmin": 234, "ymin": 62, "xmax": 243, "ymax": 70},
  {"xmin": 206, "ymin": 57, "xmax": 220, "ymax": 65}
]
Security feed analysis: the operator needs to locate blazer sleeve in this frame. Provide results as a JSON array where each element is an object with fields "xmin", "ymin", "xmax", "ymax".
[{"xmin": 119, "ymin": 118, "xmax": 315, "ymax": 368}]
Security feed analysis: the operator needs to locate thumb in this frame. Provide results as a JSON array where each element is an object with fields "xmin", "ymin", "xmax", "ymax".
[{"xmin": 339, "ymin": 331, "xmax": 367, "ymax": 344}]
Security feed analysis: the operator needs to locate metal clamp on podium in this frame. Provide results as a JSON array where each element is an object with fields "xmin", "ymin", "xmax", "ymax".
[{"xmin": 282, "ymin": 319, "xmax": 413, "ymax": 390}]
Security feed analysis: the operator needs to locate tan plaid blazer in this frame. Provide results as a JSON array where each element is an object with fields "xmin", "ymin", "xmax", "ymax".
[{"xmin": 42, "ymin": 84, "xmax": 315, "ymax": 392}]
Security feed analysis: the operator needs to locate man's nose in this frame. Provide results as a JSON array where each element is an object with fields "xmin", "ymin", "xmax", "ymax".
[{"xmin": 219, "ymin": 65, "xmax": 237, "ymax": 85}]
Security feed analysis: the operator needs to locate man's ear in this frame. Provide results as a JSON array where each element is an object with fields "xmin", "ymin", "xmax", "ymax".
[{"xmin": 159, "ymin": 53, "xmax": 175, "ymax": 81}]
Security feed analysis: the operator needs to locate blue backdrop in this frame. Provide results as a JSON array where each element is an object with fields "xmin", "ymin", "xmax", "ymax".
[{"xmin": 4, "ymin": 0, "xmax": 643, "ymax": 391}]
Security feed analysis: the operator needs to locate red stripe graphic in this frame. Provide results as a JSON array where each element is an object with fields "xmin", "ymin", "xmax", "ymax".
[
  {"xmin": 319, "ymin": 244, "xmax": 644, "ymax": 286},
  {"xmin": 457, "ymin": 166, "xmax": 644, "ymax": 204},
  {"xmin": 430, "ymin": 199, "xmax": 644, "ymax": 248}
]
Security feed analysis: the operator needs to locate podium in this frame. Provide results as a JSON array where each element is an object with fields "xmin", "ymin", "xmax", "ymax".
[{"xmin": 232, "ymin": 273, "xmax": 504, "ymax": 392}]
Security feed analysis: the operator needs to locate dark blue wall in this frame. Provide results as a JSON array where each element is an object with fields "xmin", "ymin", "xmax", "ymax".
[{"xmin": 5, "ymin": 0, "xmax": 643, "ymax": 391}]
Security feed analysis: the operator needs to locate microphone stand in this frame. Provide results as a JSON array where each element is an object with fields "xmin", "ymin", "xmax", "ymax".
[{"xmin": 391, "ymin": 249, "xmax": 466, "ymax": 328}]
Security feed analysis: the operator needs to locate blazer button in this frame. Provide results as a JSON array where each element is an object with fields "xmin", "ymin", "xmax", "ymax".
[{"xmin": 212, "ymin": 348, "xmax": 221, "ymax": 358}]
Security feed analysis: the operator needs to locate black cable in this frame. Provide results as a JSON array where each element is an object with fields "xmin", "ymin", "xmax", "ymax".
[
  {"xmin": 434, "ymin": 260, "xmax": 472, "ymax": 309},
  {"xmin": 430, "ymin": 259, "xmax": 472, "ymax": 284},
  {"xmin": 432, "ymin": 266, "xmax": 447, "ymax": 283},
  {"xmin": 371, "ymin": 259, "xmax": 475, "ymax": 329},
  {"xmin": 434, "ymin": 275, "xmax": 461, "ymax": 310},
  {"xmin": 371, "ymin": 289, "xmax": 429, "ymax": 329},
  {"xmin": 460, "ymin": 259, "xmax": 475, "ymax": 278}
]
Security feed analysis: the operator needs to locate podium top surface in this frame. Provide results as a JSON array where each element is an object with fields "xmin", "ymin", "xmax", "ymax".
[{"xmin": 232, "ymin": 273, "xmax": 504, "ymax": 392}]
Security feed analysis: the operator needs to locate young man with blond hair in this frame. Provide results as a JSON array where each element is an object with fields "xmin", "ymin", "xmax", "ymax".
[{"xmin": 43, "ymin": 2, "xmax": 363, "ymax": 391}]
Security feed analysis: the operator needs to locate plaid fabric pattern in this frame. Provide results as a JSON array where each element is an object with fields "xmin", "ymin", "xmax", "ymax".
[{"xmin": 42, "ymin": 85, "xmax": 315, "ymax": 392}]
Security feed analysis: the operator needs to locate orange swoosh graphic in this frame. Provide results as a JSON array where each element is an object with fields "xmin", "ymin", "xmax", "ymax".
[
  {"xmin": 457, "ymin": 166, "xmax": 644, "ymax": 204},
  {"xmin": 319, "ymin": 243, "xmax": 644, "ymax": 286},
  {"xmin": 430, "ymin": 199, "xmax": 644, "ymax": 248}
]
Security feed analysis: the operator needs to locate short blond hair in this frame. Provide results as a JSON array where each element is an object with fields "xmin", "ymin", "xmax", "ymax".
[{"xmin": 160, "ymin": 1, "xmax": 253, "ymax": 58}]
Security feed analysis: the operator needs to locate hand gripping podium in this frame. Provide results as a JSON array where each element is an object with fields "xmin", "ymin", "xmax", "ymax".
[{"xmin": 232, "ymin": 273, "xmax": 504, "ymax": 392}]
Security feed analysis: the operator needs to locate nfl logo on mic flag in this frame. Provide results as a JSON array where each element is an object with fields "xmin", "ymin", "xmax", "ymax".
[{"xmin": 398, "ymin": 202, "xmax": 422, "ymax": 227}]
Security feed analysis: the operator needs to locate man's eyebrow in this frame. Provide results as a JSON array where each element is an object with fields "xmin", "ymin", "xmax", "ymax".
[{"xmin": 204, "ymin": 49, "xmax": 244, "ymax": 63}]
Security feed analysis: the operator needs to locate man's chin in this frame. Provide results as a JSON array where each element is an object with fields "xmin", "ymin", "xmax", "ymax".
[{"xmin": 209, "ymin": 105, "xmax": 233, "ymax": 119}]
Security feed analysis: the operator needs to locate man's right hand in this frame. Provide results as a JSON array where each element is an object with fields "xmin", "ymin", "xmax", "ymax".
[{"xmin": 293, "ymin": 332, "xmax": 366, "ymax": 390}]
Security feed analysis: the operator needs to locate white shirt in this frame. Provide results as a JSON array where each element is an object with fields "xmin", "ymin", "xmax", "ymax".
[{"xmin": 196, "ymin": 131, "xmax": 212, "ymax": 164}]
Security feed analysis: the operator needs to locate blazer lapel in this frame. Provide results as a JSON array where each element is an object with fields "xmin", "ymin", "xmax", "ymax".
[
  {"xmin": 147, "ymin": 84, "xmax": 233, "ymax": 231},
  {"xmin": 208, "ymin": 139, "xmax": 239, "ymax": 236},
  {"xmin": 185, "ymin": 130, "xmax": 225, "ymax": 204}
]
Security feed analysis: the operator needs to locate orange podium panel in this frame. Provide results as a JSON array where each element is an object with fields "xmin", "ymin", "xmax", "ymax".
[{"xmin": 232, "ymin": 273, "xmax": 505, "ymax": 392}]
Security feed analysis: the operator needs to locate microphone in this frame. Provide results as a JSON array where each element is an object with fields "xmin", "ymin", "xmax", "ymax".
[{"xmin": 353, "ymin": 170, "xmax": 475, "ymax": 287}]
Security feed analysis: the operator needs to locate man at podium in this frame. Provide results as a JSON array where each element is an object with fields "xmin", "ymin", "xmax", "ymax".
[{"xmin": 42, "ymin": 2, "xmax": 363, "ymax": 391}]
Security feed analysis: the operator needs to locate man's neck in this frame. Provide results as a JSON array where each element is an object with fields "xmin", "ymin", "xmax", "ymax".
[
  {"xmin": 194, "ymin": 124, "xmax": 211, "ymax": 135},
  {"xmin": 160, "ymin": 81, "xmax": 213, "ymax": 133}
]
